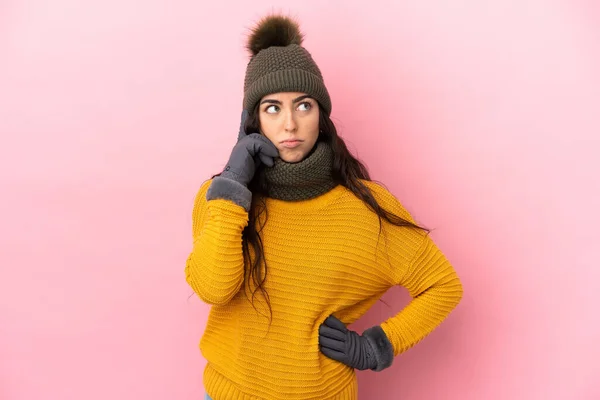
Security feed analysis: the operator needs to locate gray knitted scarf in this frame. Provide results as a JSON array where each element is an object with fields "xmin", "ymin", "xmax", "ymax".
[{"xmin": 258, "ymin": 141, "xmax": 337, "ymax": 201}]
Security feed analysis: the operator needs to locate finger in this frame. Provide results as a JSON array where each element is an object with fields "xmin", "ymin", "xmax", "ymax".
[
  {"xmin": 253, "ymin": 154, "xmax": 263, "ymax": 169},
  {"xmin": 256, "ymin": 139, "xmax": 280, "ymax": 158},
  {"xmin": 244, "ymin": 134, "xmax": 279, "ymax": 158},
  {"xmin": 324, "ymin": 315, "xmax": 348, "ymax": 332},
  {"xmin": 319, "ymin": 325, "xmax": 346, "ymax": 341},
  {"xmin": 238, "ymin": 109, "xmax": 249, "ymax": 137},
  {"xmin": 320, "ymin": 346, "xmax": 347, "ymax": 363},
  {"xmin": 246, "ymin": 133, "xmax": 277, "ymax": 150},
  {"xmin": 258, "ymin": 153, "xmax": 275, "ymax": 167},
  {"xmin": 319, "ymin": 336, "xmax": 346, "ymax": 353}
]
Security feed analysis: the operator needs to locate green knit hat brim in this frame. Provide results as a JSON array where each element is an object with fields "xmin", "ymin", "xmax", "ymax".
[{"xmin": 243, "ymin": 68, "xmax": 332, "ymax": 116}]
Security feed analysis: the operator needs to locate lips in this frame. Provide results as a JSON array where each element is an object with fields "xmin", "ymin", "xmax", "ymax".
[{"xmin": 281, "ymin": 139, "xmax": 303, "ymax": 148}]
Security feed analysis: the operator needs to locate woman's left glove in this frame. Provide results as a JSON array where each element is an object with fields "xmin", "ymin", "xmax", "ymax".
[{"xmin": 318, "ymin": 315, "xmax": 395, "ymax": 371}]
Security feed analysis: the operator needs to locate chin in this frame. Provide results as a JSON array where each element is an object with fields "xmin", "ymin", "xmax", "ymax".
[{"xmin": 280, "ymin": 150, "xmax": 308, "ymax": 164}]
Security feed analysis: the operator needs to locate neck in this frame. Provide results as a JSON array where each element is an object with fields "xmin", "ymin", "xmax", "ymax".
[{"xmin": 257, "ymin": 141, "xmax": 337, "ymax": 201}]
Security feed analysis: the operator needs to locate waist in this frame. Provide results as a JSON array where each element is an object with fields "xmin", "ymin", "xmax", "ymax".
[{"xmin": 203, "ymin": 363, "xmax": 358, "ymax": 400}]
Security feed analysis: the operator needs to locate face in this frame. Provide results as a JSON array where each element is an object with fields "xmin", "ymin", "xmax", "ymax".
[{"xmin": 258, "ymin": 92, "xmax": 320, "ymax": 163}]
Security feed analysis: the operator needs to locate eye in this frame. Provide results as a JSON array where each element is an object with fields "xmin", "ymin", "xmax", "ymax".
[
  {"xmin": 297, "ymin": 101, "xmax": 312, "ymax": 111},
  {"xmin": 265, "ymin": 105, "xmax": 280, "ymax": 114}
]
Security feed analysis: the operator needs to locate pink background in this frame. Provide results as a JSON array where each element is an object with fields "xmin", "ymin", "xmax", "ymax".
[{"xmin": 1, "ymin": 1, "xmax": 599, "ymax": 399}]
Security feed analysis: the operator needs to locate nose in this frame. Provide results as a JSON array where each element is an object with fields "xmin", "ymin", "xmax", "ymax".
[{"xmin": 284, "ymin": 110, "xmax": 297, "ymax": 133}]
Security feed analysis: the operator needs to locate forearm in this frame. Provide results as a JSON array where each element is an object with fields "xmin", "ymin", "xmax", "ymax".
[
  {"xmin": 382, "ymin": 236, "xmax": 463, "ymax": 356},
  {"xmin": 185, "ymin": 198, "xmax": 248, "ymax": 305},
  {"xmin": 381, "ymin": 273, "xmax": 463, "ymax": 355}
]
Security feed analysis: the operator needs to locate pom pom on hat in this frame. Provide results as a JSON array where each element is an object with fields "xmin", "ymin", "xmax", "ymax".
[{"xmin": 246, "ymin": 15, "xmax": 304, "ymax": 56}]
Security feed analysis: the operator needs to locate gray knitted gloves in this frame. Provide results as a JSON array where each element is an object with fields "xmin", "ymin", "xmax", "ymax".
[
  {"xmin": 206, "ymin": 110, "xmax": 279, "ymax": 211},
  {"xmin": 319, "ymin": 315, "xmax": 394, "ymax": 372}
]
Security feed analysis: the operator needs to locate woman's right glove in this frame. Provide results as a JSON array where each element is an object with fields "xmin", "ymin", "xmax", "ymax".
[{"xmin": 205, "ymin": 110, "xmax": 279, "ymax": 211}]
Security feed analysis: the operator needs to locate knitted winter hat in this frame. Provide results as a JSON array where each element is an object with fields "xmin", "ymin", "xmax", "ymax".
[{"xmin": 242, "ymin": 15, "xmax": 332, "ymax": 116}]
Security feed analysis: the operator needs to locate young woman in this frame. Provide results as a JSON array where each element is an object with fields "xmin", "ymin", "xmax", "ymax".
[{"xmin": 186, "ymin": 14, "xmax": 463, "ymax": 400}]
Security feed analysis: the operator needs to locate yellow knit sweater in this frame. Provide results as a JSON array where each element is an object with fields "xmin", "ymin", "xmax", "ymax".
[{"xmin": 185, "ymin": 179, "xmax": 463, "ymax": 400}]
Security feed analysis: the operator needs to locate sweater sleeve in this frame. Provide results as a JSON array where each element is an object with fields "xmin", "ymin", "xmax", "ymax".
[
  {"xmin": 185, "ymin": 179, "xmax": 249, "ymax": 306},
  {"xmin": 364, "ymin": 181, "xmax": 463, "ymax": 358},
  {"xmin": 380, "ymin": 232, "xmax": 463, "ymax": 356}
]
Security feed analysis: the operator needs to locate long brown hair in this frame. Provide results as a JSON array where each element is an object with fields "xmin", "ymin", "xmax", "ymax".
[{"xmin": 213, "ymin": 102, "xmax": 429, "ymax": 321}]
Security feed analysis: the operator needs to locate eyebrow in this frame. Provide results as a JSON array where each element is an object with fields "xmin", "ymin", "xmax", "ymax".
[{"xmin": 260, "ymin": 94, "xmax": 313, "ymax": 105}]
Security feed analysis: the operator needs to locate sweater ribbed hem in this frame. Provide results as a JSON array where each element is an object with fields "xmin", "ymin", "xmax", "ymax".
[{"xmin": 203, "ymin": 363, "xmax": 358, "ymax": 400}]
